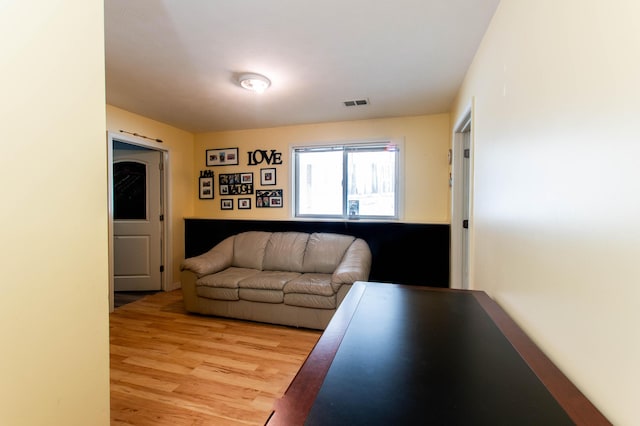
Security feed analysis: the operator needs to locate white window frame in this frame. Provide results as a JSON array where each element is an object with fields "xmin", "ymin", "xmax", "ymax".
[{"xmin": 292, "ymin": 140, "xmax": 401, "ymax": 220}]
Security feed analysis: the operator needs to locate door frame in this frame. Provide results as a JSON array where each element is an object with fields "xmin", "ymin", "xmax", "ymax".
[
  {"xmin": 450, "ymin": 99, "xmax": 475, "ymax": 290},
  {"xmin": 107, "ymin": 131, "xmax": 171, "ymax": 312}
]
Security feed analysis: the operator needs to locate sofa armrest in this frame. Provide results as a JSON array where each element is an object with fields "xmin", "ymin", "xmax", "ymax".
[
  {"xmin": 331, "ymin": 238, "xmax": 372, "ymax": 289},
  {"xmin": 180, "ymin": 235, "xmax": 234, "ymax": 277}
]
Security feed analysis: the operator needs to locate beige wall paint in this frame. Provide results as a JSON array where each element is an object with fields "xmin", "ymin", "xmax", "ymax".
[
  {"xmin": 106, "ymin": 105, "xmax": 195, "ymax": 287},
  {"xmin": 195, "ymin": 114, "xmax": 451, "ymax": 223},
  {"xmin": 452, "ymin": 1, "xmax": 640, "ymax": 424},
  {"xmin": 0, "ymin": 1, "xmax": 110, "ymax": 425}
]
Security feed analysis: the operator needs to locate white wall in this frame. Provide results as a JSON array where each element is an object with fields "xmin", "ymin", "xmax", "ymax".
[
  {"xmin": 452, "ymin": 1, "xmax": 640, "ymax": 424},
  {"xmin": 0, "ymin": 1, "xmax": 110, "ymax": 425}
]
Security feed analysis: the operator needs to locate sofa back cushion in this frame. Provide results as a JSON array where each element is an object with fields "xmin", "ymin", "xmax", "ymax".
[
  {"xmin": 263, "ymin": 232, "xmax": 309, "ymax": 272},
  {"xmin": 303, "ymin": 233, "xmax": 356, "ymax": 273},
  {"xmin": 232, "ymin": 231, "xmax": 271, "ymax": 270}
]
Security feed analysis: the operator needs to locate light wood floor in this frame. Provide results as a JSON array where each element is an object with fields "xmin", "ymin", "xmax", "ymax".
[{"xmin": 110, "ymin": 290, "xmax": 321, "ymax": 426}]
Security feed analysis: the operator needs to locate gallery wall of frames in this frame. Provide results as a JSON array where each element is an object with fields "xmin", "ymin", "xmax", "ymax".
[{"xmin": 200, "ymin": 148, "xmax": 283, "ymax": 211}]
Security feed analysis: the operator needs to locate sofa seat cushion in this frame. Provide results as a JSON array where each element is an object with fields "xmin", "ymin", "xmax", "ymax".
[
  {"xmin": 284, "ymin": 273, "xmax": 334, "ymax": 296},
  {"xmin": 238, "ymin": 271, "xmax": 301, "ymax": 290},
  {"xmin": 284, "ymin": 293, "xmax": 336, "ymax": 309},
  {"xmin": 197, "ymin": 267, "xmax": 260, "ymax": 289},
  {"xmin": 196, "ymin": 286, "xmax": 238, "ymax": 301},
  {"xmin": 239, "ymin": 288, "xmax": 283, "ymax": 304}
]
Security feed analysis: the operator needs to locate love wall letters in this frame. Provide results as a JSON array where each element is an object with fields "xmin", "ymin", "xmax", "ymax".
[{"xmin": 247, "ymin": 149, "xmax": 283, "ymax": 166}]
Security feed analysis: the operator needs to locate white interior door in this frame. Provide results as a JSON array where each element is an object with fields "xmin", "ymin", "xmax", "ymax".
[
  {"xmin": 113, "ymin": 148, "xmax": 162, "ymax": 291},
  {"xmin": 461, "ymin": 128, "xmax": 471, "ymax": 290},
  {"xmin": 451, "ymin": 108, "xmax": 473, "ymax": 290}
]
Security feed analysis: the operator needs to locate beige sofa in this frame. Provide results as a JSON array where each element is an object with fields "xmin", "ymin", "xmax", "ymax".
[{"xmin": 180, "ymin": 231, "xmax": 372, "ymax": 330}]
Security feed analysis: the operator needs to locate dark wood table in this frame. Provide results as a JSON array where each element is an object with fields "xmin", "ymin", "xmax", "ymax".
[{"xmin": 267, "ymin": 281, "xmax": 610, "ymax": 425}]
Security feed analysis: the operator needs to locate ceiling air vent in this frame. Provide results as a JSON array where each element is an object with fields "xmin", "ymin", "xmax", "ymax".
[{"xmin": 343, "ymin": 98, "xmax": 369, "ymax": 107}]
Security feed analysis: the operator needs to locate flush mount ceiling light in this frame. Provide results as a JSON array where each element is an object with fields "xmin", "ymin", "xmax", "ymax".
[{"xmin": 238, "ymin": 73, "xmax": 271, "ymax": 93}]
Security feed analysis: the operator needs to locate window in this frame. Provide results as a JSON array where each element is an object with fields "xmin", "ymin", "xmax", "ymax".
[
  {"xmin": 293, "ymin": 141, "xmax": 399, "ymax": 219},
  {"xmin": 113, "ymin": 161, "xmax": 147, "ymax": 220}
]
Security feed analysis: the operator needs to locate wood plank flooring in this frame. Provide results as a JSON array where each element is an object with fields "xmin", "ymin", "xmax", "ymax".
[
  {"xmin": 114, "ymin": 291, "xmax": 161, "ymax": 308},
  {"xmin": 110, "ymin": 290, "xmax": 321, "ymax": 426}
]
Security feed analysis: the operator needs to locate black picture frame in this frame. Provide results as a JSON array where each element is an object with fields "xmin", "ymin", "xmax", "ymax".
[
  {"xmin": 206, "ymin": 148, "xmax": 239, "ymax": 166},
  {"xmin": 256, "ymin": 189, "xmax": 283, "ymax": 208},
  {"xmin": 238, "ymin": 198, "xmax": 251, "ymax": 209},
  {"xmin": 219, "ymin": 172, "xmax": 254, "ymax": 195},
  {"xmin": 221, "ymin": 199, "xmax": 233, "ymax": 210},
  {"xmin": 260, "ymin": 168, "xmax": 276, "ymax": 186},
  {"xmin": 199, "ymin": 176, "xmax": 214, "ymax": 199}
]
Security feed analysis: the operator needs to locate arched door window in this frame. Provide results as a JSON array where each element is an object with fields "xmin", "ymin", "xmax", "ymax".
[{"xmin": 114, "ymin": 161, "xmax": 147, "ymax": 220}]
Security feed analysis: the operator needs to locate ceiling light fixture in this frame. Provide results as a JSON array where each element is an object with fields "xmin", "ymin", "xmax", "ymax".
[{"xmin": 238, "ymin": 73, "xmax": 271, "ymax": 93}]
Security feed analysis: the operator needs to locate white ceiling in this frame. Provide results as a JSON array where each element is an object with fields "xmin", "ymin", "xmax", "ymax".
[{"xmin": 105, "ymin": 0, "xmax": 500, "ymax": 133}]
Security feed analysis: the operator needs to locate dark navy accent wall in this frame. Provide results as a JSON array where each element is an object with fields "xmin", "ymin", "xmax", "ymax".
[{"xmin": 184, "ymin": 219, "xmax": 450, "ymax": 288}]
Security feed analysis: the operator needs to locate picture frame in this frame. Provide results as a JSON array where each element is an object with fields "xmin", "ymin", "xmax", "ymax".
[
  {"xmin": 260, "ymin": 168, "xmax": 276, "ymax": 186},
  {"xmin": 256, "ymin": 189, "xmax": 283, "ymax": 208},
  {"xmin": 221, "ymin": 199, "xmax": 233, "ymax": 210},
  {"xmin": 206, "ymin": 148, "xmax": 239, "ymax": 166},
  {"xmin": 238, "ymin": 198, "xmax": 251, "ymax": 209},
  {"xmin": 219, "ymin": 172, "xmax": 254, "ymax": 195},
  {"xmin": 240, "ymin": 173, "xmax": 253, "ymax": 184},
  {"xmin": 199, "ymin": 176, "xmax": 214, "ymax": 199},
  {"xmin": 270, "ymin": 196, "xmax": 282, "ymax": 207}
]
